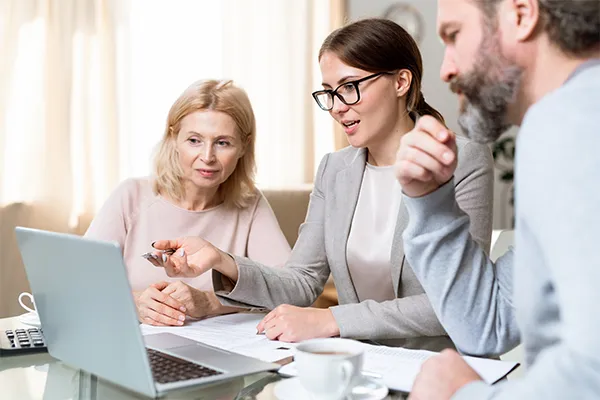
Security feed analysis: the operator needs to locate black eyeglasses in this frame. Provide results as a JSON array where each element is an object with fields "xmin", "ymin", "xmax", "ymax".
[{"xmin": 312, "ymin": 72, "xmax": 393, "ymax": 111}]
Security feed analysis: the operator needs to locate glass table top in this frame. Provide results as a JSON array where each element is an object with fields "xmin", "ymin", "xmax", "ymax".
[{"xmin": 1, "ymin": 317, "xmax": 407, "ymax": 399}]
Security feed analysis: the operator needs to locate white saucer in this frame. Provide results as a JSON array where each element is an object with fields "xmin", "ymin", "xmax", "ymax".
[
  {"xmin": 18, "ymin": 311, "xmax": 41, "ymax": 327},
  {"xmin": 273, "ymin": 376, "xmax": 388, "ymax": 400}
]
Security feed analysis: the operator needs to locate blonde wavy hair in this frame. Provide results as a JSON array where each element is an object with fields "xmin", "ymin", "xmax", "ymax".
[{"xmin": 152, "ymin": 79, "xmax": 257, "ymax": 208}]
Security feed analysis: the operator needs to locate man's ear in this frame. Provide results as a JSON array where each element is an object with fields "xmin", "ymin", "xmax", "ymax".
[
  {"xmin": 508, "ymin": 0, "xmax": 541, "ymax": 42},
  {"xmin": 395, "ymin": 69, "xmax": 413, "ymax": 98}
]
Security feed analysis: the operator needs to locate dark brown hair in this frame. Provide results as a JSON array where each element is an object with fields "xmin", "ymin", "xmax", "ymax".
[{"xmin": 319, "ymin": 18, "xmax": 445, "ymax": 124}]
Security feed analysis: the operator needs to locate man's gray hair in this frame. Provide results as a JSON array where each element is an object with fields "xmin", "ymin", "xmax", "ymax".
[{"xmin": 476, "ymin": 0, "xmax": 600, "ymax": 56}]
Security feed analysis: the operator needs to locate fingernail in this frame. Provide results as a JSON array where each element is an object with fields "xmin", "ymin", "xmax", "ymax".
[
  {"xmin": 443, "ymin": 152, "xmax": 453, "ymax": 162},
  {"xmin": 180, "ymin": 306, "xmax": 186, "ymax": 312},
  {"xmin": 180, "ymin": 249, "xmax": 185, "ymax": 257},
  {"xmin": 151, "ymin": 241, "xmax": 156, "ymax": 248},
  {"xmin": 177, "ymin": 320, "xmax": 184, "ymax": 325},
  {"xmin": 178, "ymin": 315, "xmax": 185, "ymax": 321},
  {"xmin": 437, "ymin": 130, "xmax": 448, "ymax": 140},
  {"xmin": 162, "ymin": 253, "xmax": 167, "ymax": 263}
]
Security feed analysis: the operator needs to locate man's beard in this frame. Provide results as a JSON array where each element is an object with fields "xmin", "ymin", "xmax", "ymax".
[{"xmin": 451, "ymin": 32, "xmax": 523, "ymax": 144}]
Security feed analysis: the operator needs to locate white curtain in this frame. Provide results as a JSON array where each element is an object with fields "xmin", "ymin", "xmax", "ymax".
[
  {"xmin": 126, "ymin": 0, "xmax": 335, "ymax": 188},
  {"xmin": 0, "ymin": 0, "xmax": 339, "ymax": 318},
  {"xmin": 0, "ymin": 0, "xmax": 128, "ymax": 318},
  {"xmin": 222, "ymin": 0, "xmax": 335, "ymax": 186}
]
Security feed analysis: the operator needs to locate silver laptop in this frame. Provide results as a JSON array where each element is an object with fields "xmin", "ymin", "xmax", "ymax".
[{"xmin": 14, "ymin": 227, "xmax": 279, "ymax": 398}]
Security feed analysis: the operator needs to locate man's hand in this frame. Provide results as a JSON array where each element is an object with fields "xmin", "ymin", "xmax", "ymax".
[
  {"xmin": 256, "ymin": 305, "xmax": 340, "ymax": 342},
  {"xmin": 133, "ymin": 282, "xmax": 186, "ymax": 326},
  {"xmin": 409, "ymin": 349, "xmax": 483, "ymax": 400},
  {"xmin": 395, "ymin": 115, "xmax": 458, "ymax": 197}
]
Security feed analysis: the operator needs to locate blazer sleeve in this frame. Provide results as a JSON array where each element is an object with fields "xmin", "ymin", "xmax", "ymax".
[
  {"xmin": 212, "ymin": 155, "xmax": 332, "ymax": 308},
  {"xmin": 329, "ymin": 141, "xmax": 496, "ymax": 340}
]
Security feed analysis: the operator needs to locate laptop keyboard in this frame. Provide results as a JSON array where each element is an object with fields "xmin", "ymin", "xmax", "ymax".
[{"xmin": 146, "ymin": 348, "xmax": 223, "ymax": 384}]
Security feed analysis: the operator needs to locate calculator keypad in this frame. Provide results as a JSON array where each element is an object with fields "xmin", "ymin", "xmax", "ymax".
[{"xmin": 1, "ymin": 328, "xmax": 47, "ymax": 355}]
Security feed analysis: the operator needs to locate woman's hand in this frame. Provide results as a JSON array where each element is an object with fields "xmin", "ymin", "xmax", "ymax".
[
  {"xmin": 160, "ymin": 281, "xmax": 222, "ymax": 319},
  {"xmin": 133, "ymin": 282, "xmax": 187, "ymax": 326},
  {"xmin": 147, "ymin": 237, "xmax": 238, "ymax": 280},
  {"xmin": 256, "ymin": 305, "xmax": 340, "ymax": 342}
]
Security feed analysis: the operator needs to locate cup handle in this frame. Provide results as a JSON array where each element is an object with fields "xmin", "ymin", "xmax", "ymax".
[
  {"xmin": 338, "ymin": 360, "xmax": 355, "ymax": 396},
  {"xmin": 18, "ymin": 292, "xmax": 36, "ymax": 313}
]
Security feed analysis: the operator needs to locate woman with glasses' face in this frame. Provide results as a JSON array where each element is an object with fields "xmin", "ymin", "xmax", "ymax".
[{"xmin": 316, "ymin": 52, "xmax": 413, "ymax": 164}]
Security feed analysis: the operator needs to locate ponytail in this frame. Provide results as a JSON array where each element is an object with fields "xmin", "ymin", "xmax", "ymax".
[{"xmin": 414, "ymin": 92, "xmax": 445, "ymax": 125}]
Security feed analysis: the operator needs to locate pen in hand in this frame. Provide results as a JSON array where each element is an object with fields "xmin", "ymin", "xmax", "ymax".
[{"xmin": 141, "ymin": 248, "xmax": 177, "ymax": 262}]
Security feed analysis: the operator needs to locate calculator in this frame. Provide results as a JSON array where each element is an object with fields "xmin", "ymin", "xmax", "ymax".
[{"xmin": 0, "ymin": 328, "xmax": 48, "ymax": 356}]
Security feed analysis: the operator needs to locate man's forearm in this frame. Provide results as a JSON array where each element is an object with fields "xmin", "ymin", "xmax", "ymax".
[{"xmin": 402, "ymin": 180, "xmax": 519, "ymax": 356}]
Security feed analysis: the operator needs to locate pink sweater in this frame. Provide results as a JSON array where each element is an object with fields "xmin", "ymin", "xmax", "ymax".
[{"xmin": 85, "ymin": 178, "xmax": 291, "ymax": 291}]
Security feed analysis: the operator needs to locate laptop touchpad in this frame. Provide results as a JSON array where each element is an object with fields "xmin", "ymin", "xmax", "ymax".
[
  {"xmin": 169, "ymin": 345, "xmax": 238, "ymax": 371},
  {"xmin": 144, "ymin": 332, "xmax": 197, "ymax": 350}
]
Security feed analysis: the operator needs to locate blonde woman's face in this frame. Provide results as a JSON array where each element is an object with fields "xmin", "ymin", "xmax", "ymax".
[{"xmin": 176, "ymin": 110, "xmax": 243, "ymax": 192}]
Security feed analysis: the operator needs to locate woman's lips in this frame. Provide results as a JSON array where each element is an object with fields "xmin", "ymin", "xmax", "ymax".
[
  {"xmin": 197, "ymin": 169, "xmax": 218, "ymax": 178},
  {"xmin": 342, "ymin": 120, "xmax": 360, "ymax": 135}
]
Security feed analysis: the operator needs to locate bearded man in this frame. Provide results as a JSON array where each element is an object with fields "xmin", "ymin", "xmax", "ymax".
[{"xmin": 394, "ymin": 0, "xmax": 600, "ymax": 398}]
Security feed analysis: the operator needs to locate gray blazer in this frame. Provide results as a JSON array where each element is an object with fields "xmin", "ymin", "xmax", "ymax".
[{"xmin": 213, "ymin": 136, "xmax": 494, "ymax": 350}]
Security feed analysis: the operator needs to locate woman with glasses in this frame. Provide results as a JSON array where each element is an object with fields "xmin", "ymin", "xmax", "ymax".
[{"xmin": 149, "ymin": 19, "xmax": 494, "ymax": 350}]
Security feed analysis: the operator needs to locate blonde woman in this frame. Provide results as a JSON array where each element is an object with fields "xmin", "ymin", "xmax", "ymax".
[{"xmin": 85, "ymin": 79, "xmax": 291, "ymax": 326}]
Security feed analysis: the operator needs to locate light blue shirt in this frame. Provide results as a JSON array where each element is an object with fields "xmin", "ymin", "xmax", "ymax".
[{"xmin": 402, "ymin": 59, "xmax": 600, "ymax": 399}]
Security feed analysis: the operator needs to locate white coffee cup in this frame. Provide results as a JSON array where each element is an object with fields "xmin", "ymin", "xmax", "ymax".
[
  {"xmin": 295, "ymin": 338, "xmax": 364, "ymax": 400},
  {"xmin": 18, "ymin": 292, "xmax": 41, "ymax": 326}
]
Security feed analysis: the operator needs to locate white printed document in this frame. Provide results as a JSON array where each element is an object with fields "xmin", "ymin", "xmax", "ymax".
[
  {"xmin": 140, "ymin": 312, "xmax": 295, "ymax": 363},
  {"xmin": 142, "ymin": 313, "xmax": 518, "ymax": 392},
  {"xmin": 279, "ymin": 343, "xmax": 519, "ymax": 393}
]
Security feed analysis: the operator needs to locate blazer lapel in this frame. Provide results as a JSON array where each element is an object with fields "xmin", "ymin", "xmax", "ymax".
[
  {"xmin": 390, "ymin": 201, "xmax": 409, "ymax": 297},
  {"xmin": 331, "ymin": 148, "xmax": 366, "ymax": 304}
]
